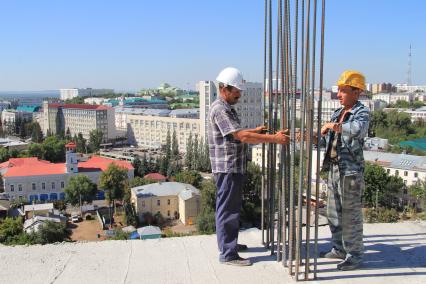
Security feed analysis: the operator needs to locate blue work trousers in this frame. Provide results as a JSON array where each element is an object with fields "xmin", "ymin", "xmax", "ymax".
[{"xmin": 214, "ymin": 173, "xmax": 245, "ymax": 261}]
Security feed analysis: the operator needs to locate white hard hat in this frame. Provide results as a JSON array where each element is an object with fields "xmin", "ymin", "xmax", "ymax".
[{"xmin": 216, "ymin": 67, "xmax": 246, "ymax": 91}]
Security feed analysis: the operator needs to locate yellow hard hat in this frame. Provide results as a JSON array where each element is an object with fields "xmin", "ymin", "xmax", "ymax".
[{"xmin": 336, "ymin": 70, "xmax": 366, "ymax": 91}]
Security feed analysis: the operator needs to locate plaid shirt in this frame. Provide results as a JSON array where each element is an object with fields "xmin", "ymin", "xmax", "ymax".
[{"xmin": 208, "ymin": 97, "xmax": 248, "ymax": 174}]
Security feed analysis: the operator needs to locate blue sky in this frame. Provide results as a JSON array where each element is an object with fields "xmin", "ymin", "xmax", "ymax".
[{"xmin": 0, "ymin": 0, "xmax": 424, "ymax": 91}]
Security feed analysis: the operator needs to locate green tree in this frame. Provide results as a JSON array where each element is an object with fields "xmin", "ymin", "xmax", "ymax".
[
  {"xmin": 192, "ymin": 135, "xmax": 199, "ymax": 170},
  {"xmin": 0, "ymin": 217, "xmax": 23, "ymax": 244},
  {"xmin": 171, "ymin": 130, "xmax": 179, "ymax": 159},
  {"xmin": 409, "ymin": 181, "xmax": 426, "ymax": 211},
  {"xmin": 158, "ymin": 156, "xmax": 168, "ymax": 176},
  {"xmin": 88, "ymin": 129, "xmax": 103, "ymax": 152},
  {"xmin": 175, "ymin": 170, "xmax": 203, "ymax": 188},
  {"xmin": 76, "ymin": 133, "xmax": 86, "ymax": 153},
  {"xmin": 0, "ymin": 147, "xmax": 10, "ymax": 163},
  {"xmin": 364, "ymin": 162, "xmax": 404, "ymax": 209},
  {"xmin": 129, "ymin": 177, "xmax": 156, "ymax": 188},
  {"xmin": 19, "ymin": 119, "xmax": 26, "ymax": 138},
  {"xmin": 185, "ymin": 133, "xmax": 193, "ymax": 168},
  {"xmin": 196, "ymin": 180, "xmax": 217, "ymax": 234},
  {"xmin": 28, "ymin": 143, "xmax": 43, "ymax": 159},
  {"xmin": 64, "ymin": 174, "xmax": 98, "ymax": 207},
  {"xmin": 65, "ymin": 127, "xmax": 72, "ymax": 141},
  {"xmin": 42, "ymin": 136, "xmax": 66, "ymax": 162},
  {"xmin": 132, "ymin": 157, "xmax": 142, "ymax": 177},
  {"xmin": 31, "ymin": 122, "xmax": 43, "ymax": 143},
  {"xmin": 36, "ymin": 221, "xmax": 69, "ymax": 244},
  {"xmin": 165, "ymin": 129, "xmax": 171, "ymax": 162},
  {"xmin": 99, "ymin": 164, "xmax": 128, "ymax": 226}
]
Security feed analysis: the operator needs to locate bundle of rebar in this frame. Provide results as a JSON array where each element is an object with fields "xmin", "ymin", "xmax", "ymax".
[{"xmin": 261, "ymin": 0, "xmax": 325, "ymax": 281}]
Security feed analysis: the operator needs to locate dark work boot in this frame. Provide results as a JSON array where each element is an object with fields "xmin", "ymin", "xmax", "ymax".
[{"xmin": 337, "ymin": 256, "xmax": 362, "ymax": 271}]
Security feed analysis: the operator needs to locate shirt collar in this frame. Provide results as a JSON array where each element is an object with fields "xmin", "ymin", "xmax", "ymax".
[{"xmin": 218, "ymin": 96, "xmax": 234, "ymax": 111}]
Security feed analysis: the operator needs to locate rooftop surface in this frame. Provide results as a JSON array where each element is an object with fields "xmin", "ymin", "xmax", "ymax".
[
  {"xmin": 131, "ymin": 182, "xmax": 200, "ymax": 198},
  {"xmin": 0, "ymin": 222, "xmax": 424, "ymax": 284}
]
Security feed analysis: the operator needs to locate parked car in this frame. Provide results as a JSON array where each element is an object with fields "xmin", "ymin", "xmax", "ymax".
[{"xmin": 71, "ymin": 215, "xmax": 81, "ymax": 223}]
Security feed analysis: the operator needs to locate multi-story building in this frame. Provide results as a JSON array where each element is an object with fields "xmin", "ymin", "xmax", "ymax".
[
  {"xmin": 60, "ymin": 88, "xmax": 114, "ymax": 101},
  {"xmin": 83, "ymin": 97, "xmax": 107, "ymax": 105},
  {"xmin": 126, "ymin": 109, "xmax": 200, "ymax": 152},
  {"xmin": 1, "ymin": 109, "xmax": 34, "ymax": 131},
  {"xmin": 131, "ymin": 182, "xmax": 201, "ymax": 225},
  {"xmin": 0, "ymin": 143, "xmax": 134, "ymax": 202},
  {"xmin": 383, "ymin": 106, "xmax": 426, "ymax": 123},
  {"xmin": 396, "ymin": 84, "xmax": 426, "ymax": 93},
  {"xmin": 42, "ymin": 102, "xmax": 117, "ymax": 142},
  {"xmin": 371, "ymin": 83, "xmax": 394, "ymax": 94},
  {"xmin": 372, "ymin": 93, "xmax": 414, "ymax": 105},
  {"xmin": 198, "ymin": 80, "xmax": 263, "ymax": 139}
]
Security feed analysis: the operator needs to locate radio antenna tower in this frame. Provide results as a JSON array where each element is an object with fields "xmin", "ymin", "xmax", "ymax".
[{"xmin": 407, "ymin": 44, "xmax": 412, "ymax": 86}]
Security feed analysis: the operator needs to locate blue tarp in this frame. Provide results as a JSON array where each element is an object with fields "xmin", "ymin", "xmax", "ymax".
[
  {"xmin": 129, "ymin": 231, "xmax": 140, "ymax": 239},
  {"xmin": 400, "ymin": 138, "xmax": 426, "ymax": 151}
]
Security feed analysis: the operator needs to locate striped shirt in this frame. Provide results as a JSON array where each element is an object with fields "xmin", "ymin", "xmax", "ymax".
[{"xmin": 207, "ymin": 97, "xmax": 248, "ymax": 174}]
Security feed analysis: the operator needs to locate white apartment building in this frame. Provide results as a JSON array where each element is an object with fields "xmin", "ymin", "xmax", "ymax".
[
  {"xmin": 383, "ymin": 106, "xmax": 426, "ymax": 123},
  {"xmin": 1, "ymin": 109, "xmax": 34, "ymax": 131},
  {"xmin": 372, "ymin": 93, "xmax": 415, "ymax": 105},
  {"xmin": 396, "ymin": 84, "xmax": 426, "ymax": 93},
  {"xmin": 42, "ymin": 102, "xmax": 117, "ymax": 142},
  {"xmin": 198, "ymin": 80, "xmax": 263, "ymax": 139},
  {"xmin": 83, "ymin": 97, "xmax": 107, "ymax": 105},
  {"xmin": 127, "ymin": 109, "xmax": 200, "ymax": 152},
  {"xmin": 60, "ymin": 88, "xmax": 114, "ymax": 100}
]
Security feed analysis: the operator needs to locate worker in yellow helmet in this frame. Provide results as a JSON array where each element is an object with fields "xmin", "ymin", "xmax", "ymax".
[{"xmin": 318, "ymin": 70, "xmax": 370, "ymax": 270}]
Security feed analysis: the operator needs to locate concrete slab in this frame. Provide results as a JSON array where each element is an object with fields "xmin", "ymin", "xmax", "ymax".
[{"xmin": 0, "ymin": 221, "xmax": 425, "ymax": 284}]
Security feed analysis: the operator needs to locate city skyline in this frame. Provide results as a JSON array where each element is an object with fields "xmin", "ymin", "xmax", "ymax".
[{"xmin": 0, "ymin": 0, "xmax": 425, "ymax": 91}]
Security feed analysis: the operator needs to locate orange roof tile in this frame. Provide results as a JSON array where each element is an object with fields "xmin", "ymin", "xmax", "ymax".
[
  {"xmin": 2, "ymin": 158, "xmax": 66, "ymax": 177},
  {"xmin": 1, "ymin": 156, "xmax": 133, "ymax": 178},
  {"xmin": 144, "ymin": 173, "xmax": 167, "ymax": 181},
  {"xmin": 78, "ymin": 156, "xmax": 134, "ymax": 172}
]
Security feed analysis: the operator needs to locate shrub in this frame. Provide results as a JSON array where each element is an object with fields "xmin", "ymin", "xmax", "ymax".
[
  {"xmin": 364, "ymin": 207, "xmax": 399, "ymax": 223},
  {"xmin": 196, "ymin": 209, "xmax": 215, "ymax": 234}
]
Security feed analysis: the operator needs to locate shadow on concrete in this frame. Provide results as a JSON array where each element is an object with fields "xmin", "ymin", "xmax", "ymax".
[{"xmin": 317, "ymin": 240, "xmax": 426, "ymax": 281}]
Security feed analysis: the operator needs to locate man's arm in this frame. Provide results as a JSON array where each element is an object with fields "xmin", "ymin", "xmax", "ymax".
[{"xmin": 233, "ymin": 129, "xmax": 289, "ymax": 144}]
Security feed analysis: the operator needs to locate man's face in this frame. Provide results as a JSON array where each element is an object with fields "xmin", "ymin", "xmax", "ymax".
[
  {"xmin": 222, "ymin": 86, "xmax": 242, "ymax": 105},
  {"xmin": 337, "ymin": 85, "xmax": 358, "ymax": 108}
]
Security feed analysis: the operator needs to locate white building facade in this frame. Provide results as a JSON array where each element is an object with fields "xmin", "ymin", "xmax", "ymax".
[{"xmin": 60, "ymin": 88, "xmax": 114, "ymax": 100}]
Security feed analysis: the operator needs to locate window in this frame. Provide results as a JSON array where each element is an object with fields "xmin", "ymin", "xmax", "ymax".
[
  {"xmin": 142, "ymin": 201, "xmax": 145, "ymax": 207},
  {"xmin": 414, "ymin": 172, "xmax": 418, "ymax": 178},
  {"xmin": 167, "ymin": 199, "xmax": 170, "ymax": 205},
  {"xmin": 167, "ymin": 210, "xmax": 170, "ymax": 217},
  {"xmin": 52, "ymin": 182, "xmax": 56, "ymax": 190},
  {"xmin": 61, "ymin": 181, "xmax": 65, "ymax": 188},
  {"xmin": 32, "ymin": 183, "xmax": 36, "ymax": 190},
  {"xmin": 404, "ymin": 171, "xmax": 408, "ymax": 177},
  {"xmin": 404, "ymin": 180, "xmax": 407, "ymax": 185},
  {"xmin": 42, "ymin": 183, "xmax": 46, "ymax": 190},
  {"xmin": 10, "ymin": 185, "xmax": 14, "ymax": 192},
  {"xmin": 18, "ymin": 185, "xmax": 22, "ymax": 191},
  {"xmin": 157, "ymin": 200, "xmax": 160, "ymax": 206},
  {"xmin": 386, "ymin": 169, "xmax": 390, "ymax": 174},
  {"xmin": 395, "ymin": 170, "xmax": 399, "ymax": 176}
]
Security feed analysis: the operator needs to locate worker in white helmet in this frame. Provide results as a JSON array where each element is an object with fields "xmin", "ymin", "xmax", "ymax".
[{"xmin": 208, "ymin": 67, "xmax": 289, "ymax": 266}]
